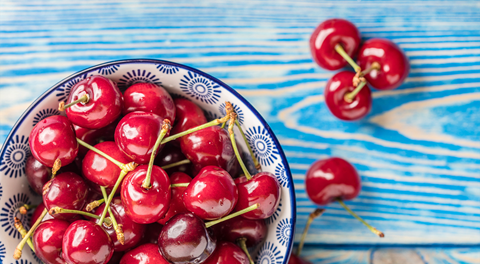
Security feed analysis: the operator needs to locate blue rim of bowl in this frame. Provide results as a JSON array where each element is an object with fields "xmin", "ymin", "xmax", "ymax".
[{"xmin": 0, "ymin": 58, "xmax": 296, "ymax": 261}]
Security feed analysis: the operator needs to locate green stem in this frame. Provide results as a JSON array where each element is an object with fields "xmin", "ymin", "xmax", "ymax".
[
  {"xmin": 296, "ymin": 209, "xmax": 325, "ymax": 256},
  {"xmin": 344, "ymin": 81, "xmax": 367, "ymax": 103},
  {"xmin": 228, "ymin": 117, "xmax": 252, "ymax": 181},
  {"xmin": 237, "ymin": 238, "xmax": 254, "ymax": 264},
  {"xmin": 334, "ymin": 43, "xmax": 361, "ymax": 72},
  {"xmin": 143, "ymin": 121, "xmax": 171, "ymax": 189},
  {"xmin": 99, "ymin": 170, "xmax": 129, "ymax": 226},
  {"xmin": 49, "ymin": 207, "xmax": 110, "ymax": 224},
  {"xmin": 161, "ymin": 159, "xmax": 190, "ymax": 170},
  {"xmin": 205, "ymin": 203, "xmax": 259, "ymax": 228},
  {"xmin": 86, "ymin": 198, "xmax": 105, "ymax": 212},
  {"xmin": 14, "ymin": 217, "xmax": 35, "ymax": 253},
  {"xmin": 336, "ymin": 198, "xmax": 384, "ymax": 237},
  {"xmin": 100, "ymin": 187, "xmax": 118, "ymax": 228},
  {"xmin": 235, "ymin": 119, "xmax": 260, "ymax": 171},
  {"xmin": 171, "ymin": 183, "xmax": 190, "ymax": 188},
  {"xmin": 14, "ymin": 208, "xmax": 47, "ymax": 259},
  {"xmin": 61, "ymin": 93, "xmax": 89, "ymax": 110},
  {"xmin": 360, "ymin": 61, "xmax": 381, "ymax": 76},
  {"xmin": 76, "ymin": 138, "xmax": 124, "ymax": 169},
  {"xmin": 161, "ymin": 116, "xmax": 229, "ymax": 145}
]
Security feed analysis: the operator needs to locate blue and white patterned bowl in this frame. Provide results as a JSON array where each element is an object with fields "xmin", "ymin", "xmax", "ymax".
[{"xmin": 0, "ymin": 59, "xmax": 296, "ymax": 263}]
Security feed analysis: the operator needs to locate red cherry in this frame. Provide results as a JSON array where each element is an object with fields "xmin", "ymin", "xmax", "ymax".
[
  {"xmin": 170, "ymin": 98, "xmax": 207, "ymax": 145},
  {"xmin": 74, "ymin": 121, "xmax": 117, "ymax": 158},
  {"xmin": 310, "ymin": 18, "xmax": 362, "ymax": 71},
  {"xmin": 122, "ymin": 82, "xmax": 176, "ymax": 122},
  {"xmin": 25, "ymin": 155, "xmax": 51, "ymax": 195},
  {"xmin": 65, "ymin": 75, "xmax": 123, "ymax": 129},
  {"xmin": 114, "ymin": 111, "xmax": 166, "ymax": 164},
  {"xmin": 305, "ymin": 157, "xmax": 361, "ymax": 205},
  {"xmin": 29, "ymin": 115, "xmax": 78, "ymax": 167},
  {"xmin": 215, "ymin": 217, "xmax": 267, "ymax": 247},
  {"xmin": 288, "ymin": 254, "xmax": 313, "ymax": 264},
  {"xmin": 121, "ymin": 165, "xmax": 171, "ymax": 224},
  {"xmin": 234, "ymin": 172, "xmax": 281, "ymax": 219},
  {"xmin": 154, "ymin": 143, "xmax": 192, "ymax": 175},
  {"xmin": 357, "ymin": 38, "xmax": 410, "ymax": 90},
  {"xmin": 180, "ymin": 126, "xmax": 239, "ymax": 176},
  {"xmin": 30, "ymin": 203, "xmax": 54, "ymax": 226},
  {"xmin": 204, "ymin": 241, "xmax": 249, "ymax": 264},
  {"xmin": 42, "ymin": 172, "xmax": 89, "ymax": 221},
  {"xmin": 82, "ymin": 141, "xmax": 131, "ymax": 190},
  {"xmin": 324, "ymin": 71, "xmax": 372, "ymax": 121},
  {"xmin": 183, "ymin": 166, "xmax": 238, "ymax": 220},
  {"xmin": 91, "ymin": 196, "xmax": 146, "ymax": 252},
  {"xmin": 138, "ymin": 223, "xmax": 163, "ymax": 245},
  {"xmin": 62, "ymin": 220, "xmax": 114, "ymax": 264},
  {"xmin": 32, "ymin": 219, "xmax": 70, "ymax": 264},
  {"xmin": 157, "ymin": 172, "xmax": 191, "ymax": 225},
  {"xmin": 120, "ymin": 243, "xmax": 169, "ymax": 264}
]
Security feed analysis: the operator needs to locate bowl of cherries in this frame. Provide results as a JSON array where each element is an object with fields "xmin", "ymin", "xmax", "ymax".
[{"xmin": 0, "ymin": 59, "xmax": 296, "ymax": 264}]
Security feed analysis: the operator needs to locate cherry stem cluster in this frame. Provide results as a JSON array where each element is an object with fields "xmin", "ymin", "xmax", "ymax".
[
  {"xmin": 336, "ymin": 198, "xmax": 384, "ymax": 238},
  {"xmin": 143, "ymin": 120, "xmax": 171, "ymax": 189},
  {"xmin": 14, "ymin": 208, "xmax": 47, "ymax": 259},
  {"xmin": 58, "ymin": 93, "xmax": 89, "ymax": 111},
  {"xmin": 14, "ymin": 217, "xmax": 35, "ymax": 253},
  {"xmin": 205, "ymin": 203, "xmax": 259, "ymax": 228},
  {"xmin": 296, "ymin": 208, "xmax": 325, "ymax": 256},
  {"xmin": 228, "ymin": 113, "xmax": 252, "ymax": 181},
  {"xmin": 101, "ymin": 186, "xmax": 124, "ymax": 245}
]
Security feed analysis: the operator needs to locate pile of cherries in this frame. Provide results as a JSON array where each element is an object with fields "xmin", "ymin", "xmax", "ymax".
[
  {"xmin": 16, "ymin": 75, "xmax": 282, "ymax": 264},
  {"xmin": 310, "ymin": 18, "xmax": 410, "ymax": 121}
]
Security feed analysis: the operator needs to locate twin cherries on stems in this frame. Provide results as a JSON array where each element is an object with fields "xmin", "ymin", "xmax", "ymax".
[
  {"xmin": 16, "ymin": 75, "xmax": 281, "ymax": 264},
  {"xmin": 311, "ymin": 18, "xmax": 410, "ymax": 121}
]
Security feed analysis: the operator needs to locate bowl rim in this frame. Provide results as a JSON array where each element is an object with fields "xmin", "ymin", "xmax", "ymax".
[{"xmin": 0, "ymin": 58, "xmax": 297, "ymax": 261}]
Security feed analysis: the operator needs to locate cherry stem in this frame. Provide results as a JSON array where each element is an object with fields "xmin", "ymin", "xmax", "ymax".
[
  {"xmin": 235, "ymin": 119, "xmax": 261, "ymax": 172},
  {"xmin": 237, "ymin": 238, "xmax": 254, "ymax": 264},
  {"xmin": 14, "ymin": 217, "xmax": 35, "ymax": 253},
  {"xmin": 143, "ymin": 120, "xmax": 171, "ymax": 190},
  {"xmin": 19, "ymin": 204, "xmax": 37, "ymax": 215},
  {"xmin": 336, "ymin": 198, "xmax": 384, "ymax": 238},
  {"xmin": 86, "ymin": 198, "xmax": 105, "ymax": 212},
  {"xmin": 99, "ymin": 169, "xmax": 131, "ymax": 226},
  {"xmin": 14, "ymin": 208, "xmax": 47, "ymax": 259},
  {"xmin": 228, "ymin": 113, "xmax": 252, "ymax": 181},
  {"xmin": 76, "ymin": 138, "xmax": 125, "ymax": 169},
  {"xmin": 48, "ymin": 207, "xmax": 111, "ymax": 225},
  {"xmin": 160, "ymin": 159, "xmax": 190, "ymax": 170},
  {"xmin": 161, "ymin": 115, "xmax": 230, "ymax": 144},
  {"xmin": 296, "ymin": 208, "xmax": 325, "ymax": 256},
  {"xmin": 170, "ymin": 183, "xmax": 190, "ymax": 188},
  {"xmin": 58, "ymin": 93, "xmax": 89, "ymax": 111},
  {"xmin": 344, "ymin": 81, "xmax": 367, "ymax": 103},
  {"xmin": 101, "ymin": 186, "xmax": 125, "ymax": 245},
  {"xmin": 205, "ymin": 203, "xmax": 259, "ymax": 228},
  {"xmin": 221, "ymin": 121, "xmax": 226, "ymax": 129},
  {"xmin": 334, "ymin": 43, "xmax": 360, "ymax": 72},
  {"xmin": 51, "ymin": 158, "xmax": 62, "ymax": 177},
  {"xmin": 361, "ymin": 61, "xmax": 381, "ymax": 76}
]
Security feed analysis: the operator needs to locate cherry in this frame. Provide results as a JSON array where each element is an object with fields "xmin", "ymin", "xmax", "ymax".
[
  {"xmin": 29, "ymin": 115, "xmax": 78, "ymax": 167},
  {"xmin": 62, "ymin": 220, "xmax": 114, "ymax": 264},
  {"xmin": 183, "ymin": 166, "xmax": 238, "ymax": 220},
  {"xmin": 30, "ymin": 203, "xmax": 54, "ymax": 226},
  {"xmin": 120, "ymin": 243, "xmax": 169, "ymax": 264},
  {"xmin": 310, "ymin": 18, "xmax": 362, "ymax": 71},
  {"xmin": 121, "ymin": 165, "xmax": 171, "ymax": 224},
  {"xmin": 234, "ymin": 172, "xmax": 281, "ymax": 219},
  {"xmin": 154, "ymin": 143, "xmax": 192, "ymax": 175},
  {"xmin": 180, "ymin": 125, "xmax": 239, "ymax": 177},
  {"xmin": 138, "ymin": 223, "xmax": 163, "ymax": 245},
  {"xmin": 122, "ymin": 82, "xmax": 176, "ymax": 123},
  {"xmin": 114, "ymin": 111, "xmax": 166, "ymax": 164},
  {"xmin": 25, "ymin": 155, "xmax": 51, "ymax": 195},
  {"xmin": 42, "ymin": 172, "xmax": 89, "ymax": 221},
  {"xmin": 74, "ymin": 121, "xmax": 117, "ymax": 158},
  {"xmin": 32, "ymin": 219, "xmax": 70, "ymax": 264},
  {"xmin": 91, "ymin": 196, "xmax": 146, "ymax": 251},
  {"xmin": 64, "ymin": 75, "xmax": 123, "ymax": 129},
  {"xmin": 170, "ymin": 98, "xmax": 207, "ymax": 145},
  {"xmin": 324, "ymin": 71, "xmax": 372, "ymax": 121},
  {"xmin": 82, "ymin": 141, "xmax": 132, "ymax": 190},
  {"xmin": 158, "ymin": 212, "xmax": 216, "ymax": 263},
  {"xmin": 288, "ymin": 254, "xmax": 313, "ymax": 264},
  {"xmin": 215, "ymin": 216, "xmax": 267, "ymax": 247},
  {"xmin": 157, "ymin": 172, "xmax": 191, "ymax": 225},
  {"xmin": 204, "ymin": 241, "xmax": 249, "ymax": 264},
  {"xmin": 357, "ymin": 38, "xmax": 409, "ymax": 90}
]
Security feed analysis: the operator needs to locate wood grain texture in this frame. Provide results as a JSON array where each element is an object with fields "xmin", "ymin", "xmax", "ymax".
[{"xmin": 1, "ymin": 0, "xmax": 480, "ymax": 262}]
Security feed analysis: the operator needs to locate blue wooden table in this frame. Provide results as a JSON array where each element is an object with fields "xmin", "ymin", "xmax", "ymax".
[{"xmin": 2, "ymin": 0, "xmax": 480, "ymax": 262}]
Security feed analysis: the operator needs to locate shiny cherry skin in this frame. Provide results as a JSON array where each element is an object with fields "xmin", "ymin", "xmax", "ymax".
[
  {"xmin": 91, "ymin": 196, "xmax": 146, "ymax": 251},
  {"xmin": 158, "ymin": 212, "xmax": 216, "ymax": 264},
  {"xmin": 357, "ymin": 38, "xmax": 410, "ymax": 90},
  {"xmin": 29, "ymin": 115, "xmax": 78, "ymax": 167},
  {"xmin": 324, "ymin": 71, "xmax": 372, "ymax": 121},
  {"xmin": 138, "ymin": 223, "xmax": 163, "ymax": 245},
  {"xmin": 115, "ymin": 111, "xmax": 166, "ymax": 164},
  {"xmin": 66, "ymin": 75, "xmax": 123, "ymax": 129},
  {"xmin": 215, "ymin": 216, "xmax": 267, "ymax": 247},
  {"xmin": 183, "ymin": 166, "xmax": 238, "ymax": 220},
  {"xmin": 154, "ymin": 143, "xmax": 192, "ymax": 175},
  {"xmin": 74, "ymin": 121, "xmax": 117, "ymax": 158},
  {"xmin": 120, "ymin": 243, "xmax": 169, "ymax": 264},
  {"xmin": 234, "ymin": 172, "xmax": 281, "ymax": 220},
  {"xmin": 288, "ymin": 254, "xmax": 313, "ymax": 264},
  {"xmin": 305, "ymin": 157, "xmax": 361, "ymax": 205},
  {"xmin": 82, "ymin": 141, "xmax": 131, "ymax": 190},
  {"xmin": 62, "ymin": 220, "xmax": 114, "ymax": 264},
  {"xmin": 43, "ymin": 172, "xmax": 89, "ymax": 221},
  {"xmin": 121, "ymin": 165, "xmax": 171, "ymax": 224},
  {"xmin": 204, "ymin": 242, "xmax": 249, "ymax": 264},
  {"xmin": 157, "ymin": 172, "xmax": 191, "ymax": 225},
  {"xmin": 25, "ymin": 155, "xmax": 51, "ymax": 195},
  {"xmin": 122, "ymin": 82, "xmax": 176, "ymax": 123},
  {"xmin": 180, "ymin": 126, "xmax": 239, "ymax": 177},
  {"xmin": 310, "ymin": 18, "xmax": 362, "ymax": 71},
  {"xmin": 30, "ymin": 203, "xmax": 54, "ymax": 226},
  {"xmin": 171, "ymin": 98, "xmax": 207, "ymax": 145},
  {"xmin": 33, "ymin": 219, "xmax": 70, "ymax": 264}
]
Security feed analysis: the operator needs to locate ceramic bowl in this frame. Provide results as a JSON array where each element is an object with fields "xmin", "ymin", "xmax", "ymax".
[{"xmin": 0, "ymin": 59, "xmax": 296, "ymax": 263}]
